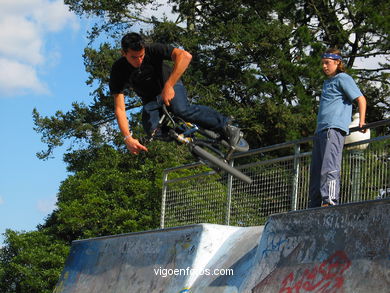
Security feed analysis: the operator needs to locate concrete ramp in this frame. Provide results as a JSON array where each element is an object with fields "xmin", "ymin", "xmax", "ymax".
[
  {"xmin": 54, "ymin": 224, "xmax": 263, "ymax": 293},
  {"xmin": 243, "ymin": 198, "xmax": 390, "ymax": 293},
  {"xmin": 55, "ymin": 199, "xmax": 390, "ymax": 292}
]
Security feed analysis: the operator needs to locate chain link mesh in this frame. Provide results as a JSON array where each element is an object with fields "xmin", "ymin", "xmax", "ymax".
[{"xmin": 161, "ymin": 127, "xmax": 390, "ymax": 228}]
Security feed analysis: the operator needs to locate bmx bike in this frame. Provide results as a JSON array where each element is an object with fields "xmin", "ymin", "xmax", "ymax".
[{"xmin": 148, "ymin": 105, "xmax": 253, "ymax": 184}]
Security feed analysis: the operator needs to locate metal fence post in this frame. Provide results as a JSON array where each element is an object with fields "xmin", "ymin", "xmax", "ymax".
[
  {"xmin": 160, "ymin": 171, "xmax": 169, "ymax": 229},
  {"xmin": 225, "ymin": 159, "xmax": 234, "ymax": 225},
  {"xmin": 291, "ymin": 144, "xmax": 301, "ymax": 211}
]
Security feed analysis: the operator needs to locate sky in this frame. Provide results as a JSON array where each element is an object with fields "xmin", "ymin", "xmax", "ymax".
[
  {"xmin": 0, "ymin": 0, "xmax": 92, "ymax": 246},
  {"xmin": 0, "ymin": 0, "xmax": 176, "ymax": 247}
]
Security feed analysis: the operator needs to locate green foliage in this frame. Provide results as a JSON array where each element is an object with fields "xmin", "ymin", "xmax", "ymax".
[
  {"xmin": 0, "ymin": 230, "xmax": 69, "ymax": 293},
  {"xmin": 34, "ymin": 0, "xmax": 390, "ymax": 158},
  {"xmin": 41, "ymin": 142, "xmax": 192, "ymax": 242}
]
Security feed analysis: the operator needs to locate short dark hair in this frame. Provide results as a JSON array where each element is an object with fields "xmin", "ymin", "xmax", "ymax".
[{"xmin": 121, "ymin": 33, "xmax": 145, "ymax": 52}]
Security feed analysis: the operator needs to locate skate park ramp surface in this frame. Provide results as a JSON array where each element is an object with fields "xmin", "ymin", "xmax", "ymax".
[
  {"xmin": 55, "ymin": 199, "xmax": 390, "ymax": 293},
  {"xmin": 54, "ymin": 224, "xmax": 263, "ymax": 293}
]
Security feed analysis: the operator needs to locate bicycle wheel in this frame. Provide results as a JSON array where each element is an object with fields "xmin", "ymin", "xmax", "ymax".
[{"xmin": 190, "ymin": 145, "xmax": 252, "ymax": 184}]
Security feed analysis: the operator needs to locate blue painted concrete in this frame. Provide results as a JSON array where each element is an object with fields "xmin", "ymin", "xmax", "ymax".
[{"xmin": 55, "ymin": 199, "xmax": 390, "ymax": 292}]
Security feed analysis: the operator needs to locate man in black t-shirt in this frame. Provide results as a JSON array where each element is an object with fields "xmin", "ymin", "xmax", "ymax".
[{"xmin": 109, "ymin": 32, "xmax": 241, "ymax": 154}]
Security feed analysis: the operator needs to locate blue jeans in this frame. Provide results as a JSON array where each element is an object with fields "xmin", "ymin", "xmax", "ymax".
[
  {"xmin": 142, "ymin": 82, "xmax": 228, "ymax": 135},
  {"xmin": 309, "ymin": 128, "xmax": 345, "ymax": 207}
]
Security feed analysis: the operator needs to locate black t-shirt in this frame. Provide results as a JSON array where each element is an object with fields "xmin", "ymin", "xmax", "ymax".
[{"xmin": 109, "ymin": 43, "xmax": 174, "ymax": 104}]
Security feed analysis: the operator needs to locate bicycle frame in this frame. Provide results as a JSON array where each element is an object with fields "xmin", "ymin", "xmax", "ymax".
[{"xmin": 149, "ymin": 105, "xmax": 252, "ymax": 184}]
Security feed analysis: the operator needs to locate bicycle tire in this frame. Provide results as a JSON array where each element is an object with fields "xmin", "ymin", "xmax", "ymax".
[{"xmin": 190, "ymin": 145, "xmax": 252, "ymax": 184}]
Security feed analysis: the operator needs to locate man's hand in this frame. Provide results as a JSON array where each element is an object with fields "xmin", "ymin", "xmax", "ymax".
[
  {"xmin": 124, "ymin": 136, "xmax": 148, "ymax": 155},
  {"xmin": 161, "ymin": 84, "xmax": 175, "ymax": 106},
  {"xmin": 359, "ymin": 122, "xmax": 367, "ymax": 133}
]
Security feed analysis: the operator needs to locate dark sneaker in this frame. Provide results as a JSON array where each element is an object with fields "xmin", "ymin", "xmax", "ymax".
[{"xmin": 223, "ymin": 123, "xmax": 242, "ymax": 147}]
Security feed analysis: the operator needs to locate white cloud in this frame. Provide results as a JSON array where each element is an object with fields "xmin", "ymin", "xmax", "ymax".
[
  {"xmin": 36, "ymin": 197, "xmax": 57, "ymax": 213},
  {"xmin": 0, "ymin": 196, "xmax": 4, "ymax": 205},
  {"xmin": 0, "ymin": 16, "xmax": 43, "ymax": 65},
  {"xmin": 0, "ymin": 58, "xmax": 49, "ymax": 95},
  {"xmin": 0, "ymin": 0, "xmax": 79, "ymax": 97}
]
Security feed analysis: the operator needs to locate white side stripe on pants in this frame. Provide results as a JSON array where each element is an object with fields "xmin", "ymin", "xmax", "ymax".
[{"xmin": 328, "ymin": 179, "xmax": 336, "ymax": 204}]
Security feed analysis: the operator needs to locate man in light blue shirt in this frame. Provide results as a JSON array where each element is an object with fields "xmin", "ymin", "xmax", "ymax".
[
  {"xmin": 309, "ymin": 49, "xmax": 367, "ymax": 208},
  {"xmin": 316, "ymin": 72, "xmax": 364, "ymax": 135}
]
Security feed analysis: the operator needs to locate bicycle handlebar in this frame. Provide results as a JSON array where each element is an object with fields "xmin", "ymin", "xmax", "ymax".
[
  {"xmin": 161, "ymin": 104, "xmax": 176, "ymax": 126},
  {"xmin": 162, "ymin": 104, "xmax": 169, "ymax": 115}
]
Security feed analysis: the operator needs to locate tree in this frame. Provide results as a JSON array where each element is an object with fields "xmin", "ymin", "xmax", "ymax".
[
  {"xmin": 0, "ymin": 230, "xmax": 69, "ymax": 293},
  {"xmin": 41, "ymin": 143, "xmax": 191, "ymax": 242},
  {"xmin": 34, "ymin": 0, "xmax": 389, "ymax": 158}
]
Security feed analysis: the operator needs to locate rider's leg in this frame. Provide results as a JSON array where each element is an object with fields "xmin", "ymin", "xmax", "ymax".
[
  {"xmin": 168, "ymin": 82, "xmax": 227, "ymax": 130},
  {"xmin": 168, "ymin": 82, "xmax": 242, "ymax": 145},
  {"xmin": 142, "ymin": 99, "xmax": 162, "ymax": 136}
]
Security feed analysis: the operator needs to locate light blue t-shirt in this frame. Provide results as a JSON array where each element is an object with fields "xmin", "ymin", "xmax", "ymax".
[{"xmin": 316, "ymin": 72, "xmax": 362, "ymax": 134}]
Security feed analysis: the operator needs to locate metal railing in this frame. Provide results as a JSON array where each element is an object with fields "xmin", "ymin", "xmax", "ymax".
[{"xmin": 160, "ymin": 119, "xmax": 390, "ymax": 228}]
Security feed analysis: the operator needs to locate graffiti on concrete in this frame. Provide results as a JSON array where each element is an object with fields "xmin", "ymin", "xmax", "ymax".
[
  {"xmin": 261, "ymin": 232, "xmax": 298, "ymax": 259},
  {"xmin": 279, "ymin": 250, "xmax": 351, "ymax": 293}
]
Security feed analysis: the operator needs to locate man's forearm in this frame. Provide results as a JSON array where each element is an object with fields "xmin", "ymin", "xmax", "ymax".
[
  {"xmin": 356, "ymin": 96, "xmax": 367, "ymax": 126},
  {"xmin": 116, "ymin": 110, "xmax": 132, "ymax": 137},
  {"xmin": 114, "ymin": 93, "xmax": 132, "ymax": 138}
]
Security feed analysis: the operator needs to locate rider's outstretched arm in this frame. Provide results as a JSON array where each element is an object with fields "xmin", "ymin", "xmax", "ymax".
[
  {"xmin": 161, "ymin": 48, "xmax": 192, "ymax": 106},
  {"xmin": 114, "ymin": 93, "xmax": 148, "ymax": 154}
]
